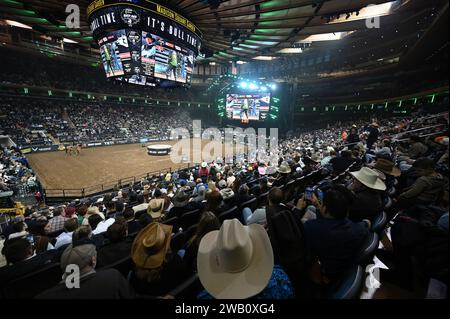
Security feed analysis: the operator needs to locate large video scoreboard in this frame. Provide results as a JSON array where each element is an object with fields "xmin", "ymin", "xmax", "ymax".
[{"xmin": 87, "ymin": 0, "xmax": 202, "ymax": 87}]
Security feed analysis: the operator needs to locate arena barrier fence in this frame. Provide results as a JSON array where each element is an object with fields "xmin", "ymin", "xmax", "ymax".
[{"xmin": 44, "ymin": 163, "xmax": 194, "ymax": 202}]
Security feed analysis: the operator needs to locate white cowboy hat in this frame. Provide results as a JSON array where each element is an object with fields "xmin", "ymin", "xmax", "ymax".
[
  {"xmin": 201, "ymin": 162, "xmax": 208, "ymax": 168},
  {"xmin": 350, "ymin": 167, "xmax": 387, "ymax": 191},
  {"xmin": 197, "ymin": 219, "xmax": 274, "ymax": 299},
  {"xmin": 220, "ymin": 188, "xmax": 235, "ymax": 200}
]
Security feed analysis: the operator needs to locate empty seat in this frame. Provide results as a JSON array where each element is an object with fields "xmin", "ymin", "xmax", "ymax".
[{"xmin": 327, "ymin": 265, "xmax": 364, "ymax": 299}]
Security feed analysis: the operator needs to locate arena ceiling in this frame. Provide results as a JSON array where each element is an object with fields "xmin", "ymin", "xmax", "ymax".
[{"xmin": 0, "ymin": 0, "xmax": 447, "ymax": 64}]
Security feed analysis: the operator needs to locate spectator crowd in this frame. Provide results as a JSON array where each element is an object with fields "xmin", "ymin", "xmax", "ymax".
[{"xmin": 0, "ymin": 108, "xmax": 448, "ymax": 299}]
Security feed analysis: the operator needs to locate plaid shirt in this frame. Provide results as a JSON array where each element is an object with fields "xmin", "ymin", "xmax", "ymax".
[{"xmin": 45, "ymin": 215, "xmax": 68, "ymax": 234}]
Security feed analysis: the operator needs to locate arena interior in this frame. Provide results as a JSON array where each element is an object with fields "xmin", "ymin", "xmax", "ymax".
[{"xmin": 0, "ymin": 0, "xmax": 449, "ymax": 305}]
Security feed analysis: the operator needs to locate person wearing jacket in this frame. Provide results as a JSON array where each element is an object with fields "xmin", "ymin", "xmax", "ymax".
[{"xmin": 397, "ymin": 158, "xmax": 448, "ymax": 209}]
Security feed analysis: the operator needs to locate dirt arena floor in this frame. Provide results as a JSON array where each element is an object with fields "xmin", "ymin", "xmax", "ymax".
[{"xmin": 26, "ymin": 139, "xmax": 244, "ymax": 197}]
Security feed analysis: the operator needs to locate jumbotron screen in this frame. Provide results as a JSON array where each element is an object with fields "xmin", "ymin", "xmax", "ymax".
[
  {"xmin": 226, "ymin": 93, "xmax": 271, "ymax": 122},
  {"xmin": 98, "ymin": 29, "xmax": 195, "ymax": 85},
  {"xmin": 88, "ymin": 0, "xmax": 202, "ymax": 87}
]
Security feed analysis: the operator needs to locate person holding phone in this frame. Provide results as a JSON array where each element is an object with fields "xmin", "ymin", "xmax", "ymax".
[{"xmin": 302, "ymin": 185, "xmax": 371, "ymax": 284}]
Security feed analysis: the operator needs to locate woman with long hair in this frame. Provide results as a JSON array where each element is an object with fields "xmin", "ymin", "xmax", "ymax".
[{"xmin": 183, "ymin": 211, "xmax": 220, "ymax": 272}]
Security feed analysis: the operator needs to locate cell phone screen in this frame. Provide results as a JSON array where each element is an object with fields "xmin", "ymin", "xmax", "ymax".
[
  {"xmin": 26, "ymin": 234, "xmax": 34, "ymax": 245},
  {"xmin": 316, "ymin": 189, "xmax": 324, "ymax": 204},
  {"xmin": 304, "ymin": 187, "xmax": 313, "ymax": 201}
]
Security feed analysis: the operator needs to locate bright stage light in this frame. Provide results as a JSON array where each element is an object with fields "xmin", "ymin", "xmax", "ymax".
[
  {"xmin": 270, "ymin": 84, "xmax": 277, "ymax": 90},
  {"xmin": 240, "ymin": 82, "xmax": 248, "ymax": 88},
  {"xmin": 249, "ymin": 83, "xmax": 258, "ymax": 90},
  {"xmin": 260, "ymin": 86, "xmax": 268, "ymax": 91}
]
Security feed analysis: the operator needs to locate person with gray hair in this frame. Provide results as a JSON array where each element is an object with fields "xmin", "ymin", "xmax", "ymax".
[{"xmin": 36, "ymin": 243, "xmax": 134, "ymax": 299}]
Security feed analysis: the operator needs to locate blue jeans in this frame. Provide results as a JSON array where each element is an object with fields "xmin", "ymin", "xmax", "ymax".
[{"xmin": 242, "ymin": 207, "xmax": 252, "ymax": 225}]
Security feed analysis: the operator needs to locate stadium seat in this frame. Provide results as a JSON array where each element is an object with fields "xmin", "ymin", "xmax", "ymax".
[
  {"xmin": 168, "ymin": 273, "xmax": 202, "ymax": 299},
  {"xmin": 257, "ymin": 191, "xmax": 269, "ymax": 208},
  {"xmin": 184, "ymin": 223, "xmax": 198, "ymax": 242},
  {"xmin": 171, "ymin": 231, "xmax": 186, "ymax": 252},
  {"xmin": 180, "ymin": 209, "xmax": 201, "ymax": 229},
  {"xmin": 327, "ymin": 265, "xmax": 364, "ymax": 299},
  {"xmin": 371, "ymin": 212, "xmax": 388, "ymax": 234},
  {"xmin": 388, "ymin": 187, "xmax": 396, "ymax": 197},
  {"xmin": 239, "ymin": 197, "xmax": 258, "ymax": 213},
  {"xmin": 283, "ymin": 179, "xmax": 297, "ymax": 202},
  {"xmin": 163, "ymin": 216, "xmax": 179, "ymax": 231},
  {"xmin": 384, "ymin": 196, "xmax": 393, "ymax": 209},
  {"xmin": 357, "ymin": 232, "xmax": 379, "ymax": 266},
  {"xmin": 218, "ymin": 206, "xmax": 240, "ymax": 223},
  {"xmin": 98, "ymin": 256, "xmax": 134, "ymax": 278},
  {"xmin": 2, "ymin": 263, "xmax": 62, "ymax": 299}
]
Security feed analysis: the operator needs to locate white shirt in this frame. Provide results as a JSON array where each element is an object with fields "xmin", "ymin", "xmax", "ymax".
[
  {"xmin": 246, "ymin": 208, "xmax": 267, "ymax": 226},
  {"xmin": 93, "ymin": 218, "xmax": 115, "ymax": 235},
  {"xmin": 55, "ymin": 231, "xmax": 74, "ymax": 249}
]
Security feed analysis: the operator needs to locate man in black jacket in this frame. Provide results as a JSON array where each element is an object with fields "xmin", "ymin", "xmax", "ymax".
[
  {"xmin": 0, "ymin": 238, "xmax": 58, "ymax": 288},
  {"xmin": 36, "ymin": 243, "xmax": 134, "ymax": 299},
  {"xmin": 348, "ymin": 167, "xmax": 386, "ymax": 222}
]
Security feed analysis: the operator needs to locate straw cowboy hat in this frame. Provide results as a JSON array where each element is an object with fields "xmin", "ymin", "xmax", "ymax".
[
  {"xmin": 350, "ymin": 167, "xmax": 387, "ymax": 191},
  {"xmin": 148, "ymin": 198, "xmax": 165, "ymax": 219},
  {"xmin": 373, "ymin": 159, "xmax": 401, "ymax": 177},
  {"xmin": 197, "ymin": 219, "xmax": 274, "ymax": 299},
  {"xmin": 276, "ymin": 164, "xmax": 292, "ymax": 174},
  {"xmin": 201, "ymin": 162, "xmax": 208, "ymax": 168},
  {"xmin": 131, "ymin": 222, "xmax": 173, "ymax": 269}
]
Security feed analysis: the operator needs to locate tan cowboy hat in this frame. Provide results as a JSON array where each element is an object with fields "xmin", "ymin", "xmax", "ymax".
[
  {"xmin": 197, "ymin": 219, "xmax": 274, "ymax": 299},
  {"xmin": 350, "ymin": 167, "xmax": 387, "ymax": 191},
  {"xmin": 131, "ymin": 222, "xmax": 173, "ymax": 269},
  {"xmin": 148, "ymin": 198, "xmax": 165, "ymax": 219},
  {"xmin": 374, "ymin": 159, "xmax": 401, "ymax": 177},
  {"xmin": 276, "ymin": 164, "xmax": 292, "ymax": 174}
]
